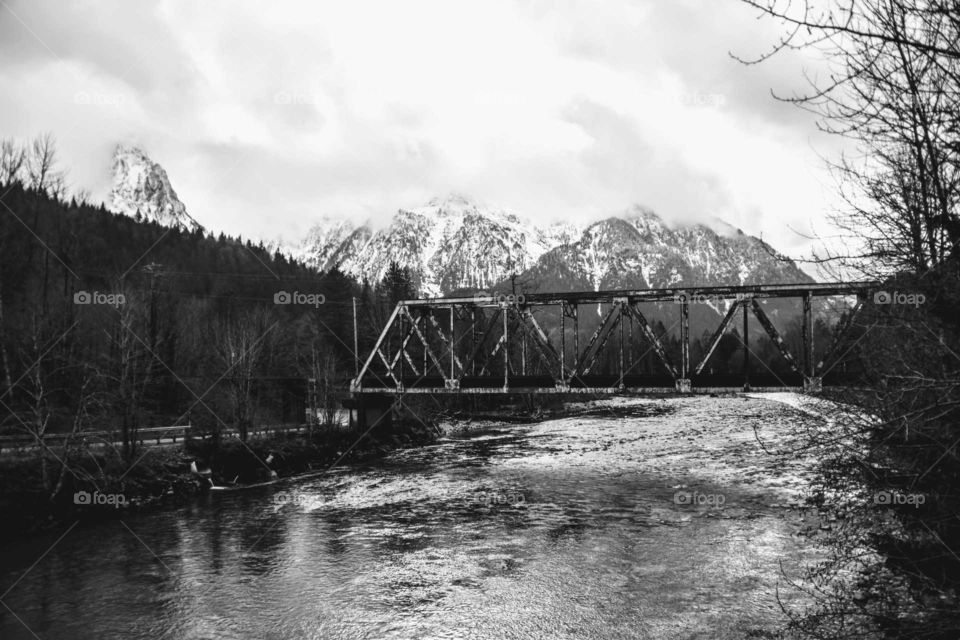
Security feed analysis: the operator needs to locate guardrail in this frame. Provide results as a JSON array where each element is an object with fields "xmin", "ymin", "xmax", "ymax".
[{"xmin": 0, "ymin": 423, "xmax": 314, "ymax": 454}]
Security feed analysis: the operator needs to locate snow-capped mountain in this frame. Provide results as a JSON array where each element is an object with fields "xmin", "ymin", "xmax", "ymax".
[
  {"xmin": 109, "ymin": 145, "xmax": 201, "ymax": 232},
  {"xmin": 301, "ymin": 196, "xmax": 809, "ymax": 296},
  {"xmin": 509, "ymin": 205, "xmax": 810, "ymax": 293},
  {"xmin": 302, "ymin": 195, "xmax": 581, "ymax": 297}
]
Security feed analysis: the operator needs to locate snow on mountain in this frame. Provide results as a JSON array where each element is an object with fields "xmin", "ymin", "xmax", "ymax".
[
  {"xmin": 513, "ymin": 205, "xmax": 810, "ymax": 294},
  {"xmin": 109, "ymin": 145, "xmax": 202, "ymax": 232},
  {"xmin": 301, "ymin": 194, "xmax": 576, "ymax": 296},
  {"xmin": 300, "ymin": 215, "xmax": 366, "ymax": 270},
  {"xmin": 299, "ymin": 196, "xmax": 810, "ymax": 296}
]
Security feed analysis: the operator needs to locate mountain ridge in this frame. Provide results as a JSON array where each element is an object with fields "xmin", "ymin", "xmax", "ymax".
[{"xmin": 300, "ymin": 196, "xmax": 811, "ymax": 295}]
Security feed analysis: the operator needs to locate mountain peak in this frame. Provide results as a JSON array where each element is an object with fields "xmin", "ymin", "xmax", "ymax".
[{"xmin": 110, "ymin": 145, "xmax": 202, "ymax": 232}]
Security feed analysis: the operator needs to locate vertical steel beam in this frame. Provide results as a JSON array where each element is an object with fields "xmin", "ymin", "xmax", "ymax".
[
  {"xmin": 560, "ymin": 302, "xmax": 566, "ymax": 383},
  {"xmin": 471, "ymin": 308, "xmax": 478, "ymax": 376},
  {"xmin": 803, "ymin": 291, "xmax": 813, "ymax": 377},
  {"xmin": 573, "ymin": 303, "xmax": 579, "ymax": 373},
  {"xmin": 521, "ymin": 312, "xmax": 527, "ymax": 376},
  {"xmin": 802, "ymin": 290, "xmax": 820, "ymax": 392},
  {"xmin": 450, "ymin": 305, "xmax": 455, "ymax": 381},
  {"xmin": 680, "ymin": 298, "xmax": 689, "ymax": 378},
  {"xmin": 618, "ymin": 301, "xmax": 625, "ymax": 388},
  {"xmin": 676, "ymin": 297, "xmax": 691, "ymax": 392},
  {"xmin": 503, "ymin": 306, "xmax": 509, "ymax": 390},
  {"xmin": 398, "ymin": 307, "xmax": 405, "ymax": 381},
  {"xmin": 742, "ymin": 300, "xmax": 750, "ymax": 390}
]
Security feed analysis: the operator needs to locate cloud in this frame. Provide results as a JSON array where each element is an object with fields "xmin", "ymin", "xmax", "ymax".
[{"xmin": 0, "ymin": 0, "xmax": 849, "ymax": 261}]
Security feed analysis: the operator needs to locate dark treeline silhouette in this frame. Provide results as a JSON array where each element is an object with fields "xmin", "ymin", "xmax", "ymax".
[{"xmin": 0, "ymin": 177, "xmax": 410, "ymax": 499}]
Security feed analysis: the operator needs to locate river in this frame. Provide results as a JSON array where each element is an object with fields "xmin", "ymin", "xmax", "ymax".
[{"xmin": 0, "ymin": 395, "xmax": 826, "ymax": 639}]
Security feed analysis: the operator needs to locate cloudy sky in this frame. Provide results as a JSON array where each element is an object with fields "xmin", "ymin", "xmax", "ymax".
[{"xmin": 0, "ymin": 0, "xmax": 847, "ymax": 262}]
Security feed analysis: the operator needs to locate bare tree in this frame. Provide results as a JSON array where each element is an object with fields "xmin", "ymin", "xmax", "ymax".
[
  {"xmin": 97, "ymin": 287, "xmax": 160, "ymax": 462},
  {"xmin": 0, "ymin": 138, "xmax": 26, "ymax": 185},
  {"xmin": 212, "ymin": 307, "xmax": 273, "ymax": 442},
  {"xmin": 24, "ymin": 133, "xmax": 67, "ymax": 199},
  {"xmin": 310, "ymin": 344, "xmax": 340, "ymax": 428},
  {"xmin": 741, "ymin": 0, "xmax": 960, "ymax": 279},
  {"xmin": 10, "ymin": 316, "xmax": 100, "ymax": 499}
]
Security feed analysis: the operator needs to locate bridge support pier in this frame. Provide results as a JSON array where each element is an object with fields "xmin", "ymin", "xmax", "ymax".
[
  {"xmin": 346, "ymin": 393, "xmax": 395, "ymax": 430},
  {"xmin": 803, "ymin": 377, "xmax": 822, "ymax": 393},
  {"xmin": 675, "ymin": 379, "xmax": 691, "ymax": 393}
]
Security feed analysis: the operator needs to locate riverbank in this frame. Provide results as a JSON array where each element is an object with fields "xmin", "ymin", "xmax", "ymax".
[{"xmin": 0, "ymin": 416, "xmax": 439, "ymax": 542}]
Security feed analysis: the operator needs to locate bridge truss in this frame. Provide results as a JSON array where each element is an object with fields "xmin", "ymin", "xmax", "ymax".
[{"xmin": 350, "ymin": 281, "xmax": 879, "ymax": 395}]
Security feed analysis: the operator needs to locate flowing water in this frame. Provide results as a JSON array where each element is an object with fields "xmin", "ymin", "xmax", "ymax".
[{"xmin": 0, "ymin": 395, "xmax": 824, "ymax": 639}]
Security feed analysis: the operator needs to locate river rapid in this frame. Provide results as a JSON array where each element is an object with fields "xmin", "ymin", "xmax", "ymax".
[{"xmin": 0, "ymin": 394, "xmax": 826, "ymax": 639}]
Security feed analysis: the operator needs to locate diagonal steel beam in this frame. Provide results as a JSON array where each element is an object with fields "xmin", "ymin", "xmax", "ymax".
[
  {"xmin": 479, "ymin": 332, "xmax": 507, "ymax": 376},
  {"xmin": 389, "ymin": 320, "xmax": 417, "ymax": 371},
  {"xmin": 815, "ymin": 298, "xmax": 864, "ymax": 374},
  {"xmin": 515, "ymin": 310, "xmax": 561, "ymax": 375},
  {"xmin": 428, "ymin": 312, "xmax": 464, "ymax": 377},
  {"xmin": 693, "ymin": 300, "xmax": 741, "ymax": 376},
  {"xmin": 525, "ymin": 310, "xmax": 563, "ymax": 365},
  {"xmin": 462, "ymin": 308, "xmax": 503, "ymax": 380},
  {"xmin": 387, "ymin": 315, "xmax": 422, "ymax": 377},
  {"xmin": 622, "ymin": 302, "xmax": 677, "ymax": 378},
  {"xmin": 353, "ymin": 303, "xmax": 402, "ymax": 389},
  {"xmin": 375, "ymin": 347, "xmax": 401, "ymax": 388},
  {"xmin": 576, "ymin": 302, "xmax": 623, "ymax": 377},
  {"xmin": 750, "ymin": 299, "xmax": 801, "ymax": 374},
  {"xmin": 402, "ymin": 347, "xmax": 421, "ymax": 376},
  {"xmin": 401, "ymin": 307, "xmax": 446, "ymax": 378}
]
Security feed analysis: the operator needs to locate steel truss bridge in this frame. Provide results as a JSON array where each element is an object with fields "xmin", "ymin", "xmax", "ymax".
[{"xmin": 350, "ymin": 281, "xmax": 879, "ymax": 395}]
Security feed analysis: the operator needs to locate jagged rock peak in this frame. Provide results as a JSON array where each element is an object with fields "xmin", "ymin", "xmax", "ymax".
[{"xmin": 110, "ymin": 144, "xmax": 202, "ymax": 232}]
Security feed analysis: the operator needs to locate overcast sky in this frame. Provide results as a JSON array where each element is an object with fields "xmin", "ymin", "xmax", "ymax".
[{"xmin": 0, "ymin": 0, "xmax": 848, "ymax": 262}]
